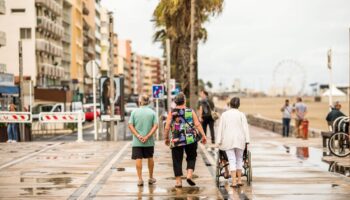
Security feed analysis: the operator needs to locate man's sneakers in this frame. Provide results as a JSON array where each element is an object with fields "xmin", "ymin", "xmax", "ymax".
[
  {"xmin": 6, "ymin": 140, "xmax": 12, "ymax": 143},
  {"xmin": 138, "ymin": 178, "xmax": 156, "ymax": 187},
  {"xmin": 148, "ymin": 178, "xmax": 156, "ymax": 185}
]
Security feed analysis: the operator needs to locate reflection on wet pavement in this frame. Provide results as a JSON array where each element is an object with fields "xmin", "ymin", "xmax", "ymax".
[{"xmin": 0, "ymin": 126, "xmax": 349, "ymax": 199}]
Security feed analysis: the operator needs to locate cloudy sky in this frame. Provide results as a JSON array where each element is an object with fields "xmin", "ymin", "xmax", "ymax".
[{"xmin": 101, "ymin": 0, "xmax": 350, "ymax": 93}]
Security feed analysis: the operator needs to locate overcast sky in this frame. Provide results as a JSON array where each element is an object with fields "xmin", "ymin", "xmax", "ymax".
[{"xmin": 101, "ymin": 0, "xmax": 350, "ymax": 93}]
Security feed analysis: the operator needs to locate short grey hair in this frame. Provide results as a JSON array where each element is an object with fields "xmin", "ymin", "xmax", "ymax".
[{"xmin": 139, "ymin": 94, "xmax": 150, "ymax": 105}]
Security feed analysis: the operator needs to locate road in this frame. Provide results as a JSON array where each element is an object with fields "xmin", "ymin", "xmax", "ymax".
[{"xmin": 0, "ymin": 125, "xmax": 349, "ymax": 199}]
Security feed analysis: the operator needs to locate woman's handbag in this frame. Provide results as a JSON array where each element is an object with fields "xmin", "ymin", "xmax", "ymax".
[{"xmin": 211, "ymin": 110, "xmax": 220, "ymax": 121}]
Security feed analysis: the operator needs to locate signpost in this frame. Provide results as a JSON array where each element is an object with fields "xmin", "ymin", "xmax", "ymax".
[
  {"xmin": 39, "ymin": 112, "xmax": 85, "ymax": 142},
  {"xmin": 85, "ymin": 60, "xmax": 100, "ymax": 141},
  {"xmin": 152, "ymin": 84, "xmax": 164, "ymax": 140}
]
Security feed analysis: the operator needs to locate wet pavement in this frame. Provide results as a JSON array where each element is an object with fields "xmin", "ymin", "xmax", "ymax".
[{"xmin": 0, "ymin": 126, "xmax": 349, "ymax": 199}]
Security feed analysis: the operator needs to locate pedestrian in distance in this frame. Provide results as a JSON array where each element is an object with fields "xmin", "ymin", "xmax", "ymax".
[
  {"xmin": 281, "ymin": 99, "xmax": 293, "ymax": 137},
  {"xmin": 128, "ymin": 95, "xmax": 158, "ymax": 187},
  {"xmin": 326, "ymin": 101, "xmax": 345, "ymax": 129},
  {"xmin": 216, "ymin": 97, "xmax": 250, "ymax": 188},
  {"xmin": 293, "ymin": 97, "xmax": 307, "ymax": 138},
  {"xmin": 164, "ymin": 92, "xmax": 207, "ymax": 188},
  {"xmin": 198, "ymin": 90, "xmax": 216, "ymax": 144},
  {"xmin": 7, "ymin": 103, "xmax": 18, "ymax": 143}
]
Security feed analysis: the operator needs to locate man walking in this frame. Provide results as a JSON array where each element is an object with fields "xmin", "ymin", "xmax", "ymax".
[
  {"xmin": 281, "ymin": 99, "xmax": 292, "ymax": 137},
  {"xmin": 198, "ymin": 90, "xmax": 216, "ymax": 144},
  {"xmin": 294, "ymin": 97, "xmax": 307, "ymax": 138},
  {"xmin": 128, "ymin": 95, "xmax": 158, "ymax": 186}
]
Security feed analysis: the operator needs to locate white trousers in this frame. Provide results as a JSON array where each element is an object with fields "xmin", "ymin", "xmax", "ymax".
[{"xmin": 225, "ymin": 148, "xmax": 244, "ymax": 171}]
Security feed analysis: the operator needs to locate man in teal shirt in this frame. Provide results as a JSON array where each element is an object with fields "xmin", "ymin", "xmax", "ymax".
[{"xmin": 128, "ymin": 95, "xmax": 158, "ymax": 187}]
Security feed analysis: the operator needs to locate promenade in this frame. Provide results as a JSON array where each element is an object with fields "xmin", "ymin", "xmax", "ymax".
[{"xmin": 0, "ymin": 126, "xmax": 349, "ymax": 199}]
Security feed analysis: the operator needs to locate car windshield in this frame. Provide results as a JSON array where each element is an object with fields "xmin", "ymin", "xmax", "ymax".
[{"xmin": 126, "ymin": 103, "xmax": 137, "ymax": 108}]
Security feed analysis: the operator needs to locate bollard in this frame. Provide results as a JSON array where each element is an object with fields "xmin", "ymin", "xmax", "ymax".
[
  {"xmin": 302, "ymin": 119, "xmax": 309, "ymax": 140},
  {"xmin": 77, "ymin": 112, "xmax": 84, "ymax": 142}
]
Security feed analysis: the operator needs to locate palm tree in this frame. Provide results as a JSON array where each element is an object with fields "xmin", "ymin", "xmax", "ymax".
[{"xmin": 153, "ymin": 0, "xmax": 223, "ymax": 105}]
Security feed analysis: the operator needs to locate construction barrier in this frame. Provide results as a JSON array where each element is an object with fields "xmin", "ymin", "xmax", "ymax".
[
  {"xmin": 0, "ymin": 112, "xmax": 32, "ymax": 123},
  {"xmin": 39, "ymin": 112, "xmax": 85, "ymax": 142}
]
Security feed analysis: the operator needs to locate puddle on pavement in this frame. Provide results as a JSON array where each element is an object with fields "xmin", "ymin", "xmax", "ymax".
[{"xmin": 283, "ymin": 145, "xmax": 350, "ymax": 177}]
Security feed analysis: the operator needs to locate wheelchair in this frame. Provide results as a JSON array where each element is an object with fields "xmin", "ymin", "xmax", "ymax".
[{"xmin": 215, "ymin": 145, "xmax": 252, "ymax": 187}]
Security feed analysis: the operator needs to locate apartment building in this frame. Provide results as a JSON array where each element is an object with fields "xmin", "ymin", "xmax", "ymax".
[
  {"xmin": 82, "ymin": 0, "xmax": 95, "ymax": 97},
  {"xmin": 117, "ymin": 39, "xmax": 132, "ymax": 96},
  {"xmin": 0, "ymin": 0, "xmax": 5, "ymax": 48},
  {"xmin": 94, "ymin": 0, "xmax": 101, "ymax": 67},
  {"xmin": 131, "ymin": 53, "xmax": 142, "ymax": 95},
  {"xmin": 99, "ymin": 7, "xmax": 109, "ymax": 74},
  {"xmin": 71, "ymin": 0, "xmax": 84, "ymax": 97},
  {"xmin": 61, "ymin": 0, "xmax": 72, "ymax": 85},
  {"xmin": 112, "ymin": 33, "xmax": 118, "ymax": 76},
  {"xmin": 0, "ymin": 0, "xmax": 65, "ymax": 87}
]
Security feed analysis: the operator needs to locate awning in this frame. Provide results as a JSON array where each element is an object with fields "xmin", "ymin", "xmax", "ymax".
[{"xmin": 0, "ymin": 85, "xmax": 19, "ymax": 94}]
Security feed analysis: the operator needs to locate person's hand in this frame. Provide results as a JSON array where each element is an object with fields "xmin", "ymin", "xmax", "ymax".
[
  {"xmin": 199, "ymin": 117, "xmax": 203, "ymax": 123},
  {"xmin": 142, "ymin": 135, "xmax": 150, "ymax": 143},
  {"xmin": 137, "ymin": 134, "xmax": 144, "ymax": 142},
  {"xmin": 201, "ymin": 136, "xmax": 207, "ymax": 144},
  {"xmin": 165, "ymin": 138, "xmax": 170, "ymax": 146}
]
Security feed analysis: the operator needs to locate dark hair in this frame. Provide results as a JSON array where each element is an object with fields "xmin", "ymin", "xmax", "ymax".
[
  {"xmin": 297, "ymin": 97, "xmax": 302, "ymax": 102},
  {"xmin": 285, "ymin": 99, "xmax": 289, "ymax": 103},
  {"xmin": 202, "ymin": 90, "xmax": 209, "ymax": 96},
  {"xmin": 174, "ymin": 92, "xmax": 185, "ymax": 106},
  {"xmin": 230, "ymin": 97, "xmax": 240, "ymax": 109}
]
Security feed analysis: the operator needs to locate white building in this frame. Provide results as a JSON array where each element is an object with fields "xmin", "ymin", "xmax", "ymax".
[{"xmin": 0, "ymin": 0, "xmax": 64, "ymax": 87}]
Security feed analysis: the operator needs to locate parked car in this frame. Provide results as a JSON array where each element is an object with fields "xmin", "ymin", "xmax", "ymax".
[
  {"xmin": 124, "ymin": 102, "xmax": 138, "ymax": 116},
  {"xmin": 32, "ymin": 103, "xmax": 64, "ymax": 121},
  {"xmin": 83, "ymin": 104, "xmax": 100, "ymax": 121}
]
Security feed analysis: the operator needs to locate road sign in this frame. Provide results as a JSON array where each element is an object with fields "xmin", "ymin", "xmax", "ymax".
[
  {"xmin": 39, "ymin": 112, "xmax": 85, "ymax": 123},
  {"xmin": 152, "ymin": 84, "xmax": 164, "ymax": 99},
  {"xmin": 0, "ymin": 112, "xmax": 31, "ymax": 123}
]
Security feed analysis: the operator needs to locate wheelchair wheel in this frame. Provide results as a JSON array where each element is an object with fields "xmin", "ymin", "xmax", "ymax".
[
  {"xmin": 247, "ymin": 151, "xmax": 252, "ymax": 185},
  {"xmin": 328, "ymin": 132, "xmax": 350, "ymax": 157},
  {"xmin": 216, "ymin": 154, "xmax": 220, "ymax": 187}
]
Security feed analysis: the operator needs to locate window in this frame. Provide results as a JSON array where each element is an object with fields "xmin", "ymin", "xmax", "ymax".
[
  {"xmin": 20, "ymin": 28, "xmax": 31, "ymax": 39},
  {"xmin": 11, "ymin": 8, "xmax": 25, "ymax": 13}
]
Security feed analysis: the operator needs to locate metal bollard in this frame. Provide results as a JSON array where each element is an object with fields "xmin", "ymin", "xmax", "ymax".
[{"xmin": 77, "ymin": 112, "xmax": 84, "ymax": 142}]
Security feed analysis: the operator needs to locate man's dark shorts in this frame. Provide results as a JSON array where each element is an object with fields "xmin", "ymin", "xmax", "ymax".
[{"xmin": 132, "ymin": 146, "xmax": 154, "ymax": 160}]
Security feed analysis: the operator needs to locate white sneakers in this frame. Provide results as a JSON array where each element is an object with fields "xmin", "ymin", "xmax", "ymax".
[
  {"xmin": 6, "ymin": 140, "xmax": 17, "ymax": 143},
  {"xmin": 6, "ymin": 140, "xmax": 12, "ymax": 143}
]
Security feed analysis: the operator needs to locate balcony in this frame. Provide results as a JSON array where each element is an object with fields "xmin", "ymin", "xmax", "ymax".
[
  {"xmin": 36, "ymin": 39, "xmax": 63, "ymax": 57},
  {"xmin": 37, "ymin": 15, "xmax": 64, "ymax": 39},
  {"xmin": 62, "ymin": 33, "xmax": 71, "ymax": 43},
  {"xmin": 0, "ymin": 0, "xmax": 5, "ymax": 14},
  {"xmin": 84, "ymin": 45, "xmax": 95, "ymax": 55},
  {"xmin": 0, "ymin": 31, "xmax": 6, "ymax": 47},
  {"xmin": 62, "ymin": 11, "xmax": 71, "ymax": 24},
  {"xmin": 35, "ymin": 0, "xmax": 62, "ymax": 17},
  {"xmin": 82, "ymin": 2, "xmax": 89, "ymax": 15}
]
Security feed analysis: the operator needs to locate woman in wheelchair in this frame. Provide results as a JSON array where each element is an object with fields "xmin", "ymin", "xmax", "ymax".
[{"xmin": 216, "ymin": 97, "xmax": 250, "ymax": 187}]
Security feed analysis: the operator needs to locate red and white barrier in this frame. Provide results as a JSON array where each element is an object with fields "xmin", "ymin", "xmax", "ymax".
[
  {"xmin": 0, "ymin": 112, "xmax": 32, "ymax": 123},
  {"xmin": 39, "ymin": 112, "xmax": 85, "ymax": 123},
  {"xmin": 39, "ymin": 112, "xmax": 85, "ymax": 142}
]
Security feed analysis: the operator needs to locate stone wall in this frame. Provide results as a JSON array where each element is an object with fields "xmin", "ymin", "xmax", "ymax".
[{"xmin": 246, "ymin": 114, "xmax": 321, "ymax": 138}]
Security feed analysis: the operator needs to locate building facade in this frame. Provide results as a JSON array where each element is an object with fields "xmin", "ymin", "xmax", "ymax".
[
  {"xmin": 0, "ymin": 0, "xmax": 65, "ymax": 87},
  {"xmin": 71, "ymin": 0, "xmax": 84, "ymax": 97},
  {"xmin": 62, "ymin": 0, "xmax": 72, "ymax": 86}
]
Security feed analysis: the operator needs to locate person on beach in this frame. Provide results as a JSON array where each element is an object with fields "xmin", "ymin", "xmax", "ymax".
[
  {"xmin": 281, "ymin": 99, "xmax": 292, "ymax": 137},
  {"xmin": 293, "ymin": 97, "xmax": 307, "ymax": 138},
  {"xmin": 128, "ymin": 95, "xmax": 158, "ymax": 186},
  {"xmin": 164, "ymin": 92, "xmax": 207, "ymax": 188},
  {"xmin": 216, "ymin": 97, "xmax": 250, "ymax": 187}
]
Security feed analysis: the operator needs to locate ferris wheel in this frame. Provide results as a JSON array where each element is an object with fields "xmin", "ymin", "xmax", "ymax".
[{"xmin": 272, "ymin": 59, "xmax": 306, "ymax": 96}]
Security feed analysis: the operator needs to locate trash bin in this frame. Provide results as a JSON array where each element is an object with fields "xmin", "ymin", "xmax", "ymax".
[{"xmin": 301, "ymin": 119, "xmax": 309, "ymax": 140}]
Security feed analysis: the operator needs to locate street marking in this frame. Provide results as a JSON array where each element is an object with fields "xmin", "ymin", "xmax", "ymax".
[
  {"xmin": 75, "ymin": 142, "xmax": 130, "ymax": 200},
  {"xmin": 0, "ymin": 142, "xmax": 62, "ymax": 171}
]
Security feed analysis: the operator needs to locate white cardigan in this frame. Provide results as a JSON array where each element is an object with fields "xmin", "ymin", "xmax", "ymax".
[{"xmin": 216, "ymin": 109, "xmax": 250, "ymax": 150}]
